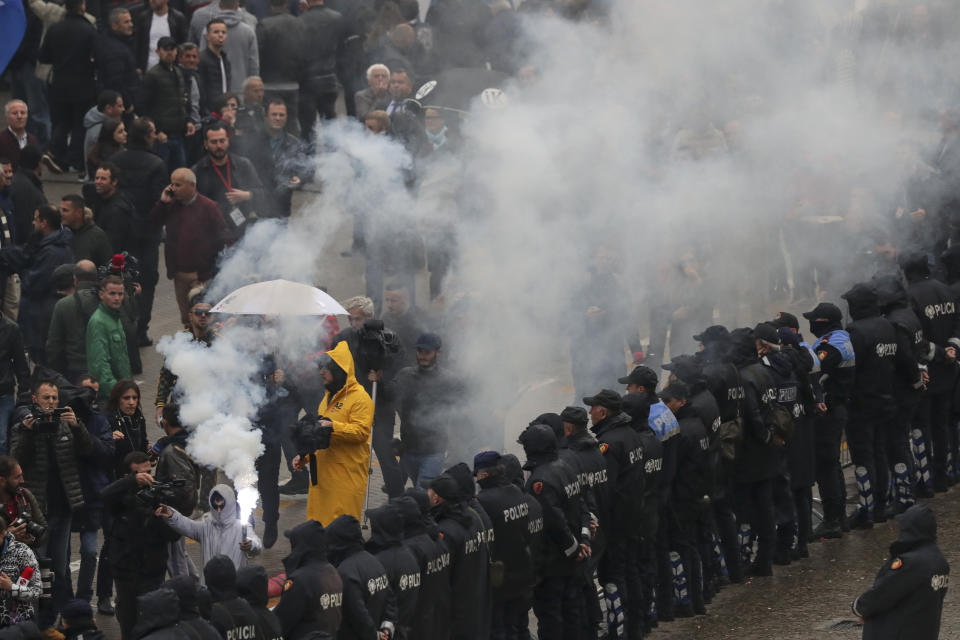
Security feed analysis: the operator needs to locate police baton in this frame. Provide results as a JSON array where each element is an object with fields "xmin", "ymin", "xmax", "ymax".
[{"xmin": 361, "ymin": 379, "xmax": 377, "ymax": 530}]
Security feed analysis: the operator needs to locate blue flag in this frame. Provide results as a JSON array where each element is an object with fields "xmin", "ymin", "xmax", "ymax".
[{"xmin": 0, "ymin": 0, "xmax": 27, "ymax": 76}]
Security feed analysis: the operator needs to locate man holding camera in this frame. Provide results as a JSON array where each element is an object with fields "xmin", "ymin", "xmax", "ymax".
[
  {"xmin": 10, "ymin": 379, "xmax": 93, "ymax": 630},
  {"xmin": 102, "ymin": 450, "xmax": 181, "ymax": 640},
  {"xmin": 0, "ymin": 456, "xmax": 47, "ymax": 551},
  {"xmin": 293, "ymin": 342, "xmax": 374, "ymax": 526}
]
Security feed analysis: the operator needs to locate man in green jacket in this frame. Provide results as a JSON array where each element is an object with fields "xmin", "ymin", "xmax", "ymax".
[{"xmin": 86, "ymin": 275, "xmax": 131, "ymax": 400}]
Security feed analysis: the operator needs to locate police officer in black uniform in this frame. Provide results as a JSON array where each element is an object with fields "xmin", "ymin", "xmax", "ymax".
[
  {"xmin": 325, "ymin": 514, "xmax": 398, "ymax": 640},
  {"xmin": 802, "ymin": 302, "xmax": 856, "ymax": 539},
  {"xmin": 473, "ymin": 451, "xmax": 538, "ymax": 640},
  {"xmin": 900, "ymin": 252, "xmax": 960, "ymax": 492},
  {"xmin": 852, "ymin": 504, "xmax": 949, "ymax": 640},
  {"xmin": 365, "ymin": 504, "xmax": 421, "ymax": 640},
  {"xmin": 518, "ymin": 423, "xmax": 591, "ymax": 640},
  {"xmin": 203, "ymin": 555, "xmax": 263, "ymax": 640},
  {"xmin": 842, "ymin": 283, "xmax": 901, "ymax": 528},
  {"xmin": 874, "ymin": 274, "xmax": 926, "ymax": 510},
  {"xmin": 274, "ymin": 521, "xmax": 345, "ymax": 640}
]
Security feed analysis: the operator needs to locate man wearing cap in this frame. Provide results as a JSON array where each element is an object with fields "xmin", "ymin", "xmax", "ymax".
[
  {"xmin": 139, "ymin": 36, "xmax": 195, "ymax": 171},
  {"xmin": 802, "ymin": 302, "xmax": 855, "ymax": 538},
  {"xmin": 388, "ymin": 332, "xmax": 463, "ymax": 489},
  {"xmin": 586, "ymin": 392, "xmax": 645, "ymax": 637},
  {"xmin": 518, "ymin": 423, "xmax": 590, "ymax": 640},
  {"xmin": 474, "ymin": 451, "xmax": 537, "ymax": 640}
]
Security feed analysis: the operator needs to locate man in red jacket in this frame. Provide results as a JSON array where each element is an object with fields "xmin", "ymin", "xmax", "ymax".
[{"xmin": 150, "ymin": 168, "xmax": 232, "ymax": 325}]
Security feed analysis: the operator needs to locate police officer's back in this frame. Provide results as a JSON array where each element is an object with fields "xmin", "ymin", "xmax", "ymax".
[
  {"xmin": 131, "ymin": 588, "xmax": 192, "ymax": 640},
  {"xmin": 843, "ymin": 284, "xmax": 899, "ymax": 420},
  {"xmin": 558, "ymin": 407, "xmax": 610, "ymax": 557},
  {"xmin": 852, "ymin": 504, "xmax": 949, "ymax": 640},
  {"xmin": 161, "ymin": 576, "xmax": 222, "ymax": 640},
  {"xmin": 236, "ymin": 566, "xmax": 283, "ymax": 640},
  {"xmin": 326, "ymin": 515, "xmax": 397, "ymax": 640},
  {"xmin": 365, "ymin": 505, "xmax": 421, "ymax": 639},
  {"xmin": 203, "ymin": 555, "xmax": 263, "ymax": 640},
  {"xmin": 273, "ymin": 521, "xmax": 344, "ymax": 640}
]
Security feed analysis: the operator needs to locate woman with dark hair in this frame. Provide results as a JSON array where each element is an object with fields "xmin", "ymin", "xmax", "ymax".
[
  {"xmin": 86, "ymin": 119, "xmax": 127, "ymax": 178},
  {"xmin": 106, "ymin": 379, "xmax": 149, "ymax": 478}
]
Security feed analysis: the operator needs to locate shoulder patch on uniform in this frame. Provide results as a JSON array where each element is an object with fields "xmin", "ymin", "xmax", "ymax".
[
  {"xmin": 532, "ymin": 481, "xmax": 543, "ymax": 495},
  {"xmin": 599, "ymin": 443, "xmax": 609, "ymax": 454},
  {"xmin": 283, "ymin": 579, "xmax": 293, "ymax": 591},
  {"xmin": 891, "ymin": 558, "xmax": 902, "ymax": 570},
  {"xmin": 818, "ymin": 351, "xmax": 827, "ymax": 361}
]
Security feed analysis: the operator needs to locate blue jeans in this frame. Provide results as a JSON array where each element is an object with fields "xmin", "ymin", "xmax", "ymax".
[
  {"xmin": 38, "ymin": 512, "xmax": 73, "ymax": 627},
  {"xmin": 0, "ymin": 394, "xmax": 15, "ymax": 454},
  {"xmin": 76, "ymin": 508, "xmax": 110, "ymax": 602},
  {"xmin": 400, "ymin": 451, "xmax": 445, "ymax": 489}
]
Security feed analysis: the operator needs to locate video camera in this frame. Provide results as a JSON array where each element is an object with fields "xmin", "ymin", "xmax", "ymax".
[
  {"xmin": 293, "ymin": 414, "xmax": 333, "ymax": 458},
  {"xmin": 12, "ymin": 513, "xmax": 46, "ymax": 541},
  {"xmin": 30, "ymin": 406, "xmax": 68, "ymax": 434},
  {"xmin": 357, "ymin": 319, "xmax": 401, "ymax": 372},
  {"xmin": 136, "ymin": 479, "xmax": 187, "ymax": 510}
]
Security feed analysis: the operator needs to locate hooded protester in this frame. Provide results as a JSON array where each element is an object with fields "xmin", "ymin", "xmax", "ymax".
[
  {"xmin": 852, "ymin": 504, "xmax": 949, "ymax": 640},
  {"xmin": 131, "ymin": 588, "xmax": 191, "ymax": 640},
  {"xmin": 365, "ymin": 504, "xmax": 421, "ymax": 639},
  {"xmin": 391, "ymin": 492, "xmax": 450, "ymax": 640},
  {"xmin": 842, "ymin": 284, "xmax": 901, "ymax": 528},
  {"xmin": 518, "ymin": 423, "xmax": 590, "ymax": 640},
  {"xmin": 202, "ymin": 555, "xmax": 262, "ymax": 640},
  {"xmin": 727, "ymin": 327, "xmax": 778, "ymax": 577},
  {"xmin": 297, "ymin": 342, "xmax": 374, "ymax": 525},
  {"xmin": 473, "ymin": 452, "xmax": 537, "ymax": 640},
  {"xmin": 158, "ymin": 484, "xmax": 262, "ymax": 580},
  {"xmin": 325, "ymin": 514, "xmax": 397, "ymax": 640},
  {"xmin": 236, "ymin": 566, "xmax": 283, "ymax": 640},
  {"xmin": 873, "ymin": 274, "xmax": 927, "ymax": 512},
  {"xmin": 160, "ymin": 576, "xmax": 221, "ymax": 640},
  {"xmin": 428, "ymin": 473, "xmax": 490, "ymax": 640},
  {"xmin": 58, "ymin": 599, "xmax": 105, "ymax": 640},
  {"xmin": 899, "ymin": 251, "xmax": 960, "ymax": 493},
  {"xmin": 273, "ymin": 521, "xmax": 344, "ymax": 640}
]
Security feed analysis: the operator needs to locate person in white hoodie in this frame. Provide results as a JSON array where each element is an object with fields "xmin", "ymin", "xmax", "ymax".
[{"xmin": 156, "ymin": 483, "xmax": 262, "ymax": 583}]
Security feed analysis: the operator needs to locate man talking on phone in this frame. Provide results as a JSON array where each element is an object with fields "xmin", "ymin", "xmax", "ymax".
[
  {"xmin": 150, "ymin": 167, "xmax": 232, "ymax": 325},
  {"xmin": 10, "ymin": 379, "xmax": 94, "ymax": 632}
]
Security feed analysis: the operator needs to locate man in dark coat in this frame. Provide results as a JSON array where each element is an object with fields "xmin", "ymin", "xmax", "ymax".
[
  {"xmin": 852, "ymin": 504, "xmax": 949, "ymax": 640},
  {"xmin": 274, "ymin": 521, "xmax": 344, "ymax": 640},
  {"xmin": 131, "ymin": 588, "xmax": 192, "ymax": 640},
  {"xmin": 298, "ymin": 0, "xmax": 347, "ymax": 137},
  {"xmin": 325, "ymin": 514, "xmax": 397, "ymax": 640},
  {"xmin": 8, "ymin": 146, "xmax": 46, "ymax": 247},
  {"xmin": 109, "ymin": 117, "xmax": 166, "ymax": 345},
  {"xmin": 161, "ymin": 576, "xmax": 222, "ymax": 640},
  {"xmin": 87, "ymin": 162, "xmax": 135, "ymax": 254},
  {"xmin": 134, "ymin": 0, "xmax": 189, "ymax": 73},
  {"xmin": 256, "ymin": 0, "xmax": 305, "ymax": 130},
  {"xmin": 203, "ymin": 556, "xmax": 262, "ymax": 640},
  {"xmin": 139, "ymin": 37, "xmax": 193, "ymax": 172},
  {"xmin": 191, "ymin": 123, "xmax": 264, "ymax": 233},
  {"xmin": 97, "ymin": 9, "xmax": 141, "ymax": 111},
  {"xmin": 38, "ymin": 0, "xmax": 98, "ymax": 172},
  {"xmin": 365, "ymin": 504, "xmax": 420, "ymax": 640},
  {"xmin": 236, "ymin": 566, "xmax": 283, "ymax": 640}
]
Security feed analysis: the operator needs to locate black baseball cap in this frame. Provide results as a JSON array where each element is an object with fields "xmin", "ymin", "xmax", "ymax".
[
  {"xmin": 771, "ymin": 311, "xmax": 799, "ymax": 330},
  {"xmin": 802, "ymin": 302, "xmax": 842, "ymax": 323},
  {"xmin": 660, "ymin": 381, "xmax": 690, "ymax": 401},
  {"xmin": 414, "ymin": 332, "xmax": 442, "ymax": 350},
  {"xmin": 559, "ymin": 406, "xmax": 588, "ymax": 426},
  {"xmin": 582, "ymin": 389, "xmax": 622, "ymax": 411},
  {"xmin": 618, "ymin": 365, "xmax": 658, "ymax": 388},
  {"xmin": 754, "ymin": 322, "xmax": 781, "ymax": 345},
  {"xmin": 662, "ymin": 354, "xmax": 701, "ymax": 383},
  {"xmin": 692, "ymin": 325, "xmax": 730, "ymax": 344}
]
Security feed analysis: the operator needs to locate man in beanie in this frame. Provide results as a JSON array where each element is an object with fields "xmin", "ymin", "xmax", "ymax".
[
  {"xmin": 427, "ymin": 473, "xmax": 488, "ymax": 640},
  {"xmin": 273, "ymin": 521, "xmax": 344, "ymax": 640},
  {"xmin": 58, "ymin": 599, "xmax": 105, "ymax": 640},
  {"xmin": 518, "ymin": 423, "xmax": 590, "ymax": 640},
  {"xmin": 474, "ymin": 451, "xmax": 537, "ymax": 640}
]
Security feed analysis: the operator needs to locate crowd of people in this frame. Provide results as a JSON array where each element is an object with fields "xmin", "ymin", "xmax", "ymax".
[{"xmin": 0, "ymin": 0, "xmax": 959, "ymax": 639}]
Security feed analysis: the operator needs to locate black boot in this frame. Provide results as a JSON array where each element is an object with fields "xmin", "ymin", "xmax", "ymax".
[{"xmin": 263, "ymin": 521, "xmax": 278, "ymax": 549}]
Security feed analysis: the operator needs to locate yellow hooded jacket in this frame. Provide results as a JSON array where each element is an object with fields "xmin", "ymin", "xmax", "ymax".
[{"xmin": 306, "ymin": 341, "xmax": 374, "ymax": 525}]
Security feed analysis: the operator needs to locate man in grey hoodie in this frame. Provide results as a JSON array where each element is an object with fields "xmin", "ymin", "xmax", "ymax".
[{"xmin": 189, "ymin": 0, "xmax": 260, "ymax": 92}]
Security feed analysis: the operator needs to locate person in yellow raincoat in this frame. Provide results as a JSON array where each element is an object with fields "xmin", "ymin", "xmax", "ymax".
[{"xmin": 293, "ymin": 341, "xmax": 374, "ymax": 525}]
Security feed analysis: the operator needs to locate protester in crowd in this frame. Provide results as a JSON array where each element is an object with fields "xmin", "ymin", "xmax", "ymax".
[
  {"xmin": 139, "ymin": 36, "xmax": 196, "ymax": 171},
  {"xmin": 86, "ymin": 276, "xmax": 132, "ymax": 404},
  {"xmin": 0, "ymin": 101, "xmax": 38, "ymax": 172},
  {"xmin": 87, "ymin": 163, "xmax": 135, "ymax": 253},
  {"xmin": 237, "ymin": 97, "xmax": 305, "ymax": 218},
  {"xmin": 59, "ymin": 196, "xmax": 112, "ymax": 268},
  {"xmin": 197, "ymin": 19, "xmax": 233, "ymax": 115},
  {"xmin": 97, "ymin": 9, "xmax": 141, "ymax": 114},
  {"xmin": 46, "ymin": 261, "xmax": 99, "ymax": 381},
  {"xmin": 255, "ymin": 0, "xmax": 304, "ymax": 132},
  {"xmin": 191, "ymin": 122, "xmax": 263, "ymax": 234},
  {"xmin": 134, "ymin": 0, "xmax": 189, "ymax": 73}
]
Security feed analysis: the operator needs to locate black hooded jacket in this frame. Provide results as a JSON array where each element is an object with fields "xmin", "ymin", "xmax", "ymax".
[
  {"xmin": 476, "ymin": 470, "xmax": 537, "ymax": 599},
  {"xmin": 365, "ymin": 505, "xmax": 421, "ymax": 636},
  {"xmin": 853, "ymin": 504, "xmax": 949, "ymax": 640},
  {"xmin": 501, "ymin": 455, "xmax": 545, "ymax": 575},
  {"xmin": 236, "ymin": 567, "xmax": 283, "ymax": 640},
  {"xmin": 728, "ymin": 330, "xmax": 778, "ymax": 484},
  {"xmin": 671, "ymin": 403, "xmax": 711, "ymax": 510},
  {"xmin": 132, "ymin": 588, "xmax": 192, "ymax": 640},
  {"xmin": 393, "ymin": 493, "xmax": 450, "ymax": 640},
  {"xmin": 559, "ymin": 428, "xmax": 610, "ymax": 554},
  {"xmin": 589, "ymin": 410, "xmax": 644, "ymax": 538},
  {"xmin": 161, "ymin": 576, "xmax": 221, "ymax": 640},
  {"xmin": 844, "ymin": 285, "xmax": 899, "ymax": 417},
  {"xmin": 203, "ymin": 556, "xmax": 262, "ymax": 640},
  {"xmin": 901, "ymin": 252, "xmax": 960, "ymax": 394},
  {"xmin": 325, "ymin": 515, "xmax": 397, "ymax": 640},
  {"xmin": 274, "ymin": 521, "xmax": 343, "ymax": 640},
  {"xmin": 875, "ymin": 276, "xmax": 926, "ymax": 397},
  {"xmin": 695, "ymin": 343, "xmax": 743, "ymax": 424}
]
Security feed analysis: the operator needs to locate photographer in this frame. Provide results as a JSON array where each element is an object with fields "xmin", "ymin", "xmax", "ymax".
[
  {"xmin": 102, "ymin": 451, "xmax": 180, "ymax": 640},
  {"xmin": 0, "ymin": 512, "xmax": 42, "ymax": 625},
  {"xmin": 0, "ymin": 456, "xmax": 47, "ymax": 550},
  {"xmin": 293, "ymin": 342, "xmax": 374, "ymax": 526},
  {"xmin": 10, "ymin": 379, "xmax": 93, "ymax": 629},
  {"xmin": 153, "ymin": 404, "xmax": 200, "ymax": 579},
  {"xmin": 330, "ymin": 296, "xmax": 404, "ymax": 498}
]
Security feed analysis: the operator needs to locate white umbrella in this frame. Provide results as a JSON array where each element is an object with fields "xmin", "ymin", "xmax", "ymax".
[{"xmin": 210, "ymin": 279, "xmax": 349, "ymax": 316}]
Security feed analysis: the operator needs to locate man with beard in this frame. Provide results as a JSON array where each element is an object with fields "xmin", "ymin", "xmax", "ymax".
[
  {"xmin": 273, "ymin": 521, "xmax": 344, "ymax": 639},
  {"xmin": 191, "ymin": 123, "xmax": 264, "ymax": 234},
  {"xmin": 294, "ymin": 342, "xmax": 374, "ymax": 525},
  {"xmin": 86, "ymin": 163, "xmax": 135, "ymax": 253}
]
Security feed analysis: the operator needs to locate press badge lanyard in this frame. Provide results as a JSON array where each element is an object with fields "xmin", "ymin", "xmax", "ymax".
[{"xmin": 212, "ymin": 158, "xmax": 232, "ymax": 191}]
